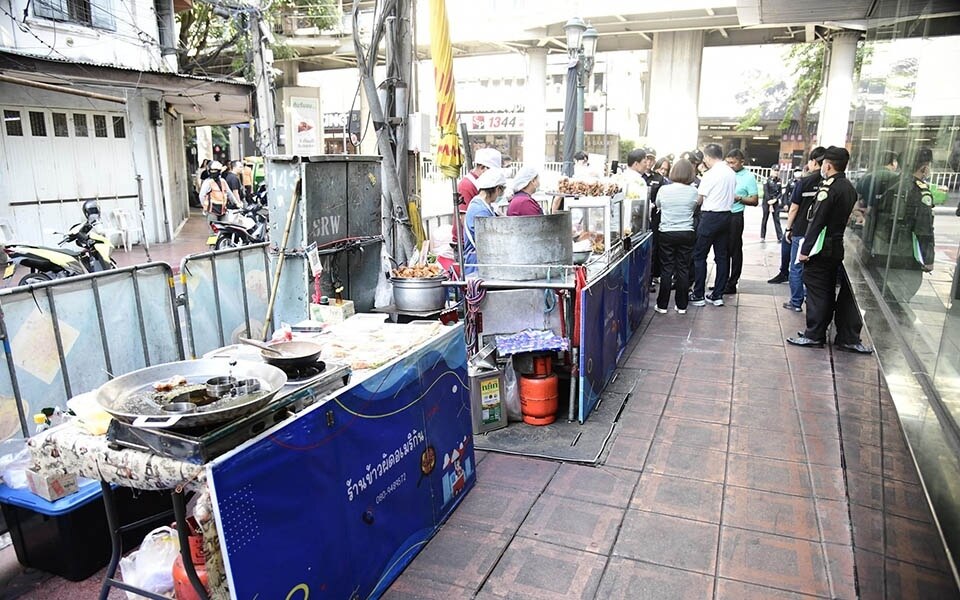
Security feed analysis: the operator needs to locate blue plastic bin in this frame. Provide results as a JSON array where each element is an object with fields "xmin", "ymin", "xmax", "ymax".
[{"xmin": 0, "ymin": 479, "xmax": 112, "ymax": 581}]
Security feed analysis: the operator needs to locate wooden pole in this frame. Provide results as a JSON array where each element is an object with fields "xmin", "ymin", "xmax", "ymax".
[{"xmin": 261, "ymin": 178, "xmax": 302, "ymax": 339}]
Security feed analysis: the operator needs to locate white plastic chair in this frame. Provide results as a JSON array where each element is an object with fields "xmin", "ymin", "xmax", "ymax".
[{"xmin": 98, "ymin": 209, "xmax": 131, "ymax": 252}]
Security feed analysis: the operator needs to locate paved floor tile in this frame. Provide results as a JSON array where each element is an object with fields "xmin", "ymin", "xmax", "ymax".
[
  {"xmin": 731, "ymin": 404, "xmax": 801, "ymax": 434},
  {"xmin": 715, "ymin": 578, "xmax": 822, "ymax": 599},
  {"xmin": 822, "ymin": 542, "xmax": 858, "ymax": 599},
  {"xmin": 654, "ymin": 416, "xmax": 729, "ymax": 452},
  {"xmin": 843, "ymin": 442, "xmax": 883, "ymax": 475},
  {"xmin": 850, "ymin": 504, "xmax": 885, "ymax": 554},
  {"xmin": 445, "ymin": 481, "xmax": 539, "ymax": 535},
  {"xmin": 479, "ymin": 537, "xmax": 607, "ymax": 600},
  {"xmin": 517, "ymin": 494, "xmax": 625, "ymax": 555},
  {"xmin": 636, "ymin": 371, "xmax": 676, "ymax": 394},
  {"xmin": 723, "ymin": 487, "xmax": 820, "ymax": 541},
  {"xmin": 731, "ymin": 385, "xmax": 795, "ymax": 408},
  {"xmin": 854, "ymin": 549, "xmax": 886, "ymax": 600},
  {"xmin": 726, "ymin": 454, "xmax": 813, "ymax": 497},
  {"xmin": 733, "ymin": 368, "xmax": 795, "ymax": 391},
  {"xmin": 614, "ymin": 510, "xmax": 719, "ymax": 575},
  {"xmin": 595, "ymin": 557, "xmax": 715, "ymax": 600},
  {"xmin": 718, "ymin": 527, "xmax": 831, "ymax": 597},
  {"xmin": 883, "ymin": 556, "xmax": 960, "ymax": 600},
  {"xmin": 622, "ymin": 391, "xmax": 668, "ymax": 415},
  {"xmin": 615, "ymin": 410, "xmax": 660, "ymax": 439},
  {"xmin": 728, "ymin": 426, "xmax": 805, "ymax": 462},
  {"xmin": 602, "ymin": 434, "xmax": 651, "ymax": 472},
  {"xmin": 817, "ymin": 498, "xmax": 854, "ymax": 545},
  {"xmin": 401, "ymin": 524, "xmax": 513, "ymax": 591},
  {"xmin": 663, "ymin": 395, "xmax": 730, "ymax": 425},
  {"xmin": 477, "ymin": 454, "xmax": 559, "ymax": 493},
  {"xmin": 846, "ymin": 470, "xmax": 884, "ymax": 508},
  {"xmin": 883, "ymin": 480, "xmax": 933, "ymax": 523},
  {"xmin": 543, "ymin": 464, "xmax": 640, "ymax": 509},
  {"xmin": 803, "ymin": 433, "xmax": 842, "ymax": 467},
  {"xmin": 884, "ymin": 513, "xmax": 954, "ymax": 572},
  {"xmin": 381, "ymin": 576, "xmax": 473, "ymax": 599},
  {"xmin": 668, "ymin": 378, "xmax": 732, "ymax": 402},
  {"xmin": 808, "ymin": 464, "xmax": 847, "ymax": 501},
  {"xmin": 679, "ymin": 352, "xmax": 735, "ymax": 370},
  {"xmin": 800, "ymin": 410, "xmax": 841, "ymax": 439},
  {"xmin": 882, "ymin": 447, "xmax": 922, "ymax": 485},
  {"xmin": 674, "ymin": 365, "xmax": 734, "ymax": 384},
  {"xmin": 643, "ymin": 441, "xmax": 727, "ymax": 483},
  {"xmin": 631, "ymin": 472, "xmax": 724, "ymax": 523}
]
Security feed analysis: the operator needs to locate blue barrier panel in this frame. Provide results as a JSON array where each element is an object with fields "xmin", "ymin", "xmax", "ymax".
[
  {"xmin": 578, "ymin": 236, "xmax": 652, "ymax": 422},
  {"xmin": 208, "ymin": 325, "xmax": 475, "ymax": 600}
]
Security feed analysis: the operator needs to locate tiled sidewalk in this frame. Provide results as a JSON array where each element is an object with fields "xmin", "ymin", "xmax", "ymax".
[{"xmin": 384, "ymin": 245, "xmax": 959, "ymax": 599}]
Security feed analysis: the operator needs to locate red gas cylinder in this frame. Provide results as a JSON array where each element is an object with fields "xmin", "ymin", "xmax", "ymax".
[
  {"xmin": 531, "ymin": 354, "xmax": 553, "ymax": 377},
  {"xmin": 519, "ymin": 373, "xmax": 559, "ymax": 425},
  {"xmin": 173, "ymin": 554, "xmax": 209, "ymax": 600}
]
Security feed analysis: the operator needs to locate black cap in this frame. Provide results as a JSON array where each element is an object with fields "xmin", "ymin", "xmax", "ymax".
[{"xmin": 823, "ymin": 146, "xmax": 849, "ymax": 162}]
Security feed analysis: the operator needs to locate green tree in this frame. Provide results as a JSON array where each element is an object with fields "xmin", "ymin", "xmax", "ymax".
[{"xmin": 176, "ymin": 0, "xmax": 338, "ymax": 77}]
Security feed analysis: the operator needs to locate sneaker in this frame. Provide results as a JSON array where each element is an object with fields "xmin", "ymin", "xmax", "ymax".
[
  {"xmin": 689, "ymin": 296, "xmax": 706, "ymax": 307},
  {"xmin": 675, "ymin": 307, "xmax": 687, "ymax": 314},
  {"xmin": 782, "ymin": 301, "xmax": 802, "ymax": 312},
  {"xmin": 767, "ymin": 274, "xmax": 788, "ymax": 284},
  {"xmin": 706, "ymin": 294, "xmax": 724, "ymax": 306},
  {"xmin": 654, "ymin": 306, "xmax": 668, "ymax": 314}
]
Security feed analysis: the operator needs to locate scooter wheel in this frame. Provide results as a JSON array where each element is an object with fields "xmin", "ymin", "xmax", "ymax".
[
  {"xmin": 215, "ymin": 235, "xmax": 240, "ymax": 250},
  {"xmin": 19, "ymin": 272, "xmax": 52, "ymax": 286}
]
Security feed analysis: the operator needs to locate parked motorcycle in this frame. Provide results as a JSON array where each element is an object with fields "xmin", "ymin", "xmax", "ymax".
[
  {"xmin": 2, "ymin": 201, "xmax": 116, "ymax": 286},
  {"xmin": 208, "ymin": 200, "xmax": 268, "ymax": 250}
]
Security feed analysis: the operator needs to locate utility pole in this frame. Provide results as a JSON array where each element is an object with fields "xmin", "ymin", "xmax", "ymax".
[{"xmin": 251, "ymin": 9, "xmax": 277, "ymax": 155}]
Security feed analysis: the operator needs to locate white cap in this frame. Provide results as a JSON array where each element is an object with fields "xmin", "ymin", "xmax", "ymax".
[
  {"xmin": 511, "ymin": 166, "xmax": 539, "ymax": 192},
  {"xmin": 475, "ymin": 167, "xmax": 506, "ymax": 190},
  {"xmin": 474, "ymin": 148, "xmax": 502, "ymax": 170},
  {"xmin": 209, "ymin": 160, "xmax": 223, "ymax": 171}
]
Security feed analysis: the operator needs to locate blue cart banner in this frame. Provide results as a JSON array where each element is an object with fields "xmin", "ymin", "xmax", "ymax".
[
  {"xmin": 208, "ymin": 326, "xmax": 475, "ymax": 600},
  {"xmin": 579, "ymin": 236, "xmax": 652, "ymax": 422}
]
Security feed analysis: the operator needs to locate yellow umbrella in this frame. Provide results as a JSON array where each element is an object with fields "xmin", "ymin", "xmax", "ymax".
[{"xmin": 429, "ymin": 0, "xmax": 462, "ymax": 179}]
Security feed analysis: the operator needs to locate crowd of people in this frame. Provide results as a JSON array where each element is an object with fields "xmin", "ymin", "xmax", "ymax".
[{"xmin": 195, "ymin": 159, "xmax": 254, "ymax": 220}]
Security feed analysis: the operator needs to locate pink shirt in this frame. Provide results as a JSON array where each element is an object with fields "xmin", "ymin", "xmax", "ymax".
[{"xmin": 506, "ymin": 192, "xmax": 543, "ymax": 216}]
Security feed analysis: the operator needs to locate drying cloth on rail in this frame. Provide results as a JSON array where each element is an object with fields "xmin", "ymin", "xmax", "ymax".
[{"xmin": 495, "ymin": 329, "xmax": 568, "ymax": 357}]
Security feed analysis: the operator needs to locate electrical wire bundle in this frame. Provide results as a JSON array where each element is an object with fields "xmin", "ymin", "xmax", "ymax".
[{"xmin": 464, "ymin": 278, "xmax": 487, "ymax": 353}]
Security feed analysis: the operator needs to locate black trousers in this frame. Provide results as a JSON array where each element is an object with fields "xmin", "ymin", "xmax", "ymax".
[
  {"xmin": 657, "ymin": 230, "xmax": 696, "ymax": 310},
  {"xmin": 727, "ymin": 212, "xmax": 745, "ymax": 288},
  {"xmin": 650, "ymin": 209, "xmax": 662, "ymax": 278},
  {"xmin": 802, "ymin": 257, "xmax": 863, "ymax": 344},
  {"xmin": 761, "ymin": 201, "xmax": 783, "ymax": 240}
]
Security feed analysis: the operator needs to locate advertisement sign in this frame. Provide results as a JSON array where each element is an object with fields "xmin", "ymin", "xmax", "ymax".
[
  {"xmin": 289, "ymin": 96, "xmax": 321, "ymax": 155},
  {"xmin": 462, "ymin": 112, "xmax": 525, "ymax": 132},
  {"xmin": 208, "ymin": 326, "xmax": 475, "ymax": 600}
]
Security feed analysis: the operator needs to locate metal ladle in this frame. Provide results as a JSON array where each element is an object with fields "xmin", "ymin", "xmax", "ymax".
[{"xmin": 238, "ymin": 337, "xmax": 288, "ymax": 357}]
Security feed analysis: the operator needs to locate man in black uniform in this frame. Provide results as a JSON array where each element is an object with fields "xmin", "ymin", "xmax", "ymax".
[
  {"xmin": 882, "ymin": 148, "xmax": 935, "ymax": 303},
  {"xmin": 641, "ymin": 148, "xmax": 666, "ymax": 289},
  {"xmin": 779, "ymin": 147, "xmax": 826, "ymax": 311},
  {"xmin": 787, "ymin": 147, "xmax": 872, "ymax": 353}
]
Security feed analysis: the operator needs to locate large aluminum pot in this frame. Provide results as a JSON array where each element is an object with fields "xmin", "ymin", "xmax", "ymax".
[
  {"xmin": 390, "ymin": 276, "xmax": 447, "ymax": 312},
  {"xmin": 476, "ymin": 213, "xmax": 573, "ymax": 281}
]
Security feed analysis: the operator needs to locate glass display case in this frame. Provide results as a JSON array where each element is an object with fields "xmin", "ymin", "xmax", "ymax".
[{"xmin": 566, "ymin": 195, "xmax": 624, "ymax": 258}]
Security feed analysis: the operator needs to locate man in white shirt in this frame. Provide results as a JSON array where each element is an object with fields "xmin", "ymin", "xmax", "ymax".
[{"xmin": 690, "ymin": 143, "xmax": 737, "ymax": 306}]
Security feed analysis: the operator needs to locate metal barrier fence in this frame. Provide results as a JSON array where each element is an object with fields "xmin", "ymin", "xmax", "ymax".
[
  {"xmin": 179, "ymin": 243, "xmax": 274, "ymax": 360},
  {"xmin": 0, "ymin": 264, "xmax": 183, "ymax": 438}
]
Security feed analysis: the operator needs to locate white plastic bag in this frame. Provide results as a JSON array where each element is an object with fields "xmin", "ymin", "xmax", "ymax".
[
  {"xmin": 503, "ymin": 359, "xmax": 523, "ymax": 422},
  {"xmin": 119, "ymin": 526, "xmax": 180, "ymax": 599},
  {"xmin": 375, "ymin": 245, "xmax": 394, "ymax": 309},
  {"xmin": 0, "ymin": 440, "xmax": 31, "ymax": 490}
]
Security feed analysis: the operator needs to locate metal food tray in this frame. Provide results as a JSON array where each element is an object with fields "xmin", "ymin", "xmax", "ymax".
[{"xmin": 107, "ymin": 363, "xmax": 350, "ymax": 464}]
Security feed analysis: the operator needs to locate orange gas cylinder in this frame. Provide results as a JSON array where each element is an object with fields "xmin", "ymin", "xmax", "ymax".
[
  {"xmin": 173, "ymin": 554, "xmax": 209, "ymax": 600},
  {"xmin": 518, "ymin": 373, "xmax": 558, "ymax": 425}
]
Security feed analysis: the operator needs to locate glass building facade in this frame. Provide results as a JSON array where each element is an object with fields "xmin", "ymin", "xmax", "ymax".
[{"xmin": 846, "ymin": 14, "xmax": 960, "ymax": 564}]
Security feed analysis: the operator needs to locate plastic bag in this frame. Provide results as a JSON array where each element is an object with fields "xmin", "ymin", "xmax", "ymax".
[
  {"xmin": 503, "ymin": 359, "xmax": 522, "ymax": 422},
  {"xmin": 0, "ymin": 440, "xmax": 31, "ymax": 490},
  {"xmin": 375, "ymin": 245, "xmax": 394, "ymax": 309},
  {"xmin": 119, "ymin": 526, "xmax": 180, "ymax": 599}
]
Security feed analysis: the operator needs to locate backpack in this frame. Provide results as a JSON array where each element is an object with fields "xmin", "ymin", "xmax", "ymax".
[{"xmin": 208, "ymin": 179, "xmax": 227, "ymax": 216}]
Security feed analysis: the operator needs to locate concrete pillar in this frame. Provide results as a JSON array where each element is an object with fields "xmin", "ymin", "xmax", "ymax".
[
  {"xmin": 523, "ymin": 48, "xmax": 548, "ymax": 165},
  {"xmin": 817, "ymin": 31, "xmax": 860, "ymax": 148},
  {"xmin": 646, "ymin": 31, "xmax": 704, "ymax": 157}
]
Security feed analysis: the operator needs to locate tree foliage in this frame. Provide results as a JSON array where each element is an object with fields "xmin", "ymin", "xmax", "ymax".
[{"xmin": 175, "ymin": 0, "xmax": 338, "ymax": 77}]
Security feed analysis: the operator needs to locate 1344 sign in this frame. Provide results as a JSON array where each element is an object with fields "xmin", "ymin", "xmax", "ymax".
[{"xmin": 468, "ymin": 113, "xmax": 523, "ymax": 131}]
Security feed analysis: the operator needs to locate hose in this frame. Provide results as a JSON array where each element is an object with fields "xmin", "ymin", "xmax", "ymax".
[{"xmin": 464, "ymin": 278, "xmax": 487, "ymax": 353}]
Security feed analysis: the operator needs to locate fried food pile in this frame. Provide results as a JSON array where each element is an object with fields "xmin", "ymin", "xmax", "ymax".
[
  {"xmin": 153, "ymin": 375, "xmax": 187, "ymax": 392},
  {"xmin": 557, "ymin": 178, "xmax": 621, "ymax": 197},
  {"xmin": 391, "ymin": 263, "xmax": 444, "ymax": 278}
]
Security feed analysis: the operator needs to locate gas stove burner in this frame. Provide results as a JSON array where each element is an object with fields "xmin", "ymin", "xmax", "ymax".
[{"xmin": 282, "ymin": 362, "xmax": 326, "ymax": 383}]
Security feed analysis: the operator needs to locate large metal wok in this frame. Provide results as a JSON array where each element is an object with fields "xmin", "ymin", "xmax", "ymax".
[{"xmin": 95, "ymin": 359, "xmax": 287, "ymax": 430}]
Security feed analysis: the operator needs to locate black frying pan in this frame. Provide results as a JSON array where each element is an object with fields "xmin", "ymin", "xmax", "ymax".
[{"xmin": 240, "ymin": 338, "xmax": 324, "ymax": 369}]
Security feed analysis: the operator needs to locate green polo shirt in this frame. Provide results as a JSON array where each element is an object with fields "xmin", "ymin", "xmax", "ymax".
[{"xmin": 732, "ymin": 168, "xmax": 759, "ymax": 214}]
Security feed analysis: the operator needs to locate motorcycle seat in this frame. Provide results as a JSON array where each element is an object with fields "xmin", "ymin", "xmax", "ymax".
[{"xmin": 15, "ymin": 244, "xmax": 83, "ymax": 257}]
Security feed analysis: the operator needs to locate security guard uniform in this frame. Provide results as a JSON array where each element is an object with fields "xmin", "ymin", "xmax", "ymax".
[
  {"xmin": 799, "ymin": 170, "xmax": 859, "ymax": 344},
  {"xmin": 885, "ymin": 176, "xmax": 935, "ymax": 300}
]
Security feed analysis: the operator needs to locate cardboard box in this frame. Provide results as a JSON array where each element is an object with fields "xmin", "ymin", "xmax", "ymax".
[
  {"xmin": 26, "ymin": 469, "xmax": 78, "ymax": 502},
  {"xmin": 310, "ymin": 299, "xmax": 355, "ymax": 324}
]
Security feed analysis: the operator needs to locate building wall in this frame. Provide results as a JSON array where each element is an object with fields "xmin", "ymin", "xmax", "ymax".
[{"xmin": 0, "ymin": 0, "xmax": 167, "ymax": 71}]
